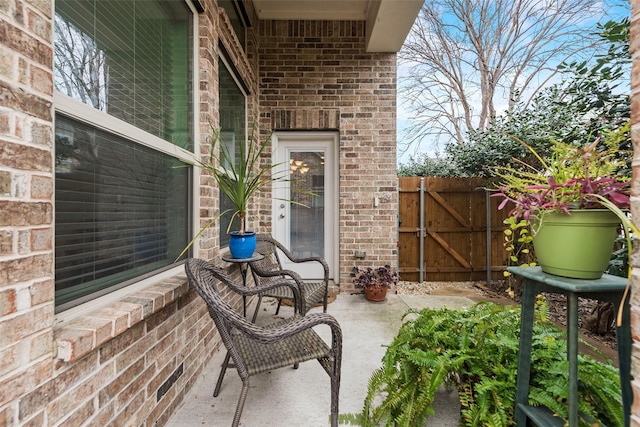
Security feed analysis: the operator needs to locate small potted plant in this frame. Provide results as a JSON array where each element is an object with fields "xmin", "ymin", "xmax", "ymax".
[
  {"xmin": 492, "ymin": 126, "xmax": 631, "ymax": 279},
  {"xmin": 350, "ymin": 265, "xmax": 399, "ymax": 302},
  {"xmin": 178, "ymin": 123, "xmax": 314, "ymax": 259}
]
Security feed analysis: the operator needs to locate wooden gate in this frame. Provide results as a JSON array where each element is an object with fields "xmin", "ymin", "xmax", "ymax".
[{"xmin": 398, "ymin": 177, "xmax": 510, "ymax": 282}]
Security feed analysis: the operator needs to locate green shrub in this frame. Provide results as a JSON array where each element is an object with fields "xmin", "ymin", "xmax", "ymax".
[{"xmin": 357, "ymin": 302, "xmax": 621, "ymax": 427}]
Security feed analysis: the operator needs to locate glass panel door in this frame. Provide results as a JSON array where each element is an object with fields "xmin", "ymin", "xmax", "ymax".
[
  {"xmin": 273, "ymin": 132, "xmax": 337, "ymax": 281},
  {"xmin": 289, "ymin": 150, "xmax": 324, "ymax": 258}
]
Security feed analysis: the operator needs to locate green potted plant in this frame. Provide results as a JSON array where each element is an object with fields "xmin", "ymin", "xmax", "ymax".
[
  {"xmin": 178, "ymin": 124, "xmax": 312, "ymax": 259},
  {"xmin": 345, "ymin": 302, "xmax": 623, "ymax": 427},
  {"xmin": 350, "ymin": 265, "xmax": 399, "ymax": 302},
  {"xmin": 492, "ymin": 126, "xmax": 631, "ymax": 279}
]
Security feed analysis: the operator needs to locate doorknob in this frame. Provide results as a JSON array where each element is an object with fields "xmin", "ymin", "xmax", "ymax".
[{"xmin": 279, "ymin": 213, "xmax": 285, "ymax": 218}]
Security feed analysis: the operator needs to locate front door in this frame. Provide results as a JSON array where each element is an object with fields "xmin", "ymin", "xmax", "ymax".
[{"xmin": 272, "ymin": 132, "xmax": 338, "ymax": 282}]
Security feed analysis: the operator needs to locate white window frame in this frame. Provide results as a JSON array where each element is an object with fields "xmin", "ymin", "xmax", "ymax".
[{"xmin": 54, "ymin": 0, "xmax": 200, "ymax": 324}]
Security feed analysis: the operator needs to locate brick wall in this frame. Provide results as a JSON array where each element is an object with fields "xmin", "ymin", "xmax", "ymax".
[
  {"xmin": 257, "ymin": 20, "xmax": 399, "ymax": 289},
  {"xmin": 0, "ymin": 0, "xmax": 56, "ymax": 425},
  {"xmin": 0, "ymin": 1, "xmax": 250, "ymax": 426},
  {"xmin": 2, "ymin": 2, "xmax": 403, "ymax": 426}
]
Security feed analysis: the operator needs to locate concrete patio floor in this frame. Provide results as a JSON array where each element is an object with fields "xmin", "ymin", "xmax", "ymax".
[{"xmin": 166, "ymin": 292, "xmax": 475, "ymax": 426}]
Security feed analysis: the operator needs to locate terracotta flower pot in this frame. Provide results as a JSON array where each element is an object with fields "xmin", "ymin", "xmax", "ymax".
[{"xmin": 364, "ymin": 285, "xmax": 387, "ymax": 302}]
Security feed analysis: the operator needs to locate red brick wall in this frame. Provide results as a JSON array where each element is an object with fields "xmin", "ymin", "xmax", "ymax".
[
  {"xmin": 0, "ymin": 0, "xmax": 56, "ymax": 424},
  {"xmin": 0, "ymin": 1, "xmax": 242, "ymax": 426},
  {"xmin": 257, "ymin": 20, "xmax": 400, "ymax": 289}
]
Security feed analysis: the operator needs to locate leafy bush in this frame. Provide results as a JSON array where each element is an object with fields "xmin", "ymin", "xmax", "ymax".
[
  {"xmin": 397, "ymin": 154, "xmax": 463, "ymax": 177},
  {"xmin": 350, "ymin": 265, "xmax": 399, "ymax": 291},
  {"xmin": 356, "ymin": 302, "xmax": 622, "ymax": 426}
]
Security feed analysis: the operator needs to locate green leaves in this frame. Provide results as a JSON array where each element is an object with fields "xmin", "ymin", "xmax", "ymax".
[
  {"xmin": 175, "ymin": 122, "xmax": 317, "ymax": 259},
  {"xmin": 354, "ymin": 303, "xmax": 621, "ymax": 426},
  {"xmin": 437, "ymin": 16, "xmax": 631, "ymax": 178},
  {"xmin": 501, "ymin": 217, "xmax": 535, "ymax": 294}
]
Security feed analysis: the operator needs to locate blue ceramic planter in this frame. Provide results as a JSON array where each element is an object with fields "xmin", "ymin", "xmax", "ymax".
[{"xmin": 229, "ymin": 231, "xmax": 257, "ymax": 259}]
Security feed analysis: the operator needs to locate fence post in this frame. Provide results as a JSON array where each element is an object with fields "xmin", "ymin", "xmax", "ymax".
[
  {"xmin": 486, "ymin": 190, "xmax": 492, "ymax": 285},
  {"xmin": 419, "ymin": 177, "xmax": 425, "ymax": 283}
]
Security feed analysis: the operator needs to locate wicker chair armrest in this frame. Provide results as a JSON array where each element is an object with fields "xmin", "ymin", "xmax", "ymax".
[
  {"xmin": 254, "ymin": 234, "xmax": 329, "ymax": 280},
  {"xmin": 288, "ymin": 257, "xmax": 329, "ymax": 281},
  {"xmin": 228, "ymin": 276, "xmax": 300, "ymax": 300},
  {"xmin": 235, "ymin": 312, "xmax": 342, "ymax": 345},
  {"xmin": 285, "ymin": 253, "xmax": 326, "ymax": 265},
  {"xmin": 250, "ymin": 264, "xmax": 304, "ymax": 283},
  {"xmin": 272, "ymin": 240, "xmax": 328, "ymax": 265},
  {"xmin": 269, "ymin": 237, "xmax": 329, "ymax": 280}
]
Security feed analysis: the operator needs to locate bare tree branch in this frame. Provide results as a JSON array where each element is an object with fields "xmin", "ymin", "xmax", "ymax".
[
  {"xmin": 54, "ymin": 15, "xmax": 108, "ymax": 110},
  {"xmin": 399, "ymin": 0, "xmax": 611, "ymax": 154}
]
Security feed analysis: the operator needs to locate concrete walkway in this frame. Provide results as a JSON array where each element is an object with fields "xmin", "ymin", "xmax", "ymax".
[{"xmin": 166, "ymin": 293, "xmax": 474, "ymax": 426}]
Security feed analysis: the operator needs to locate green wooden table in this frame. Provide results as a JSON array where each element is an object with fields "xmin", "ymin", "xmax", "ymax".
[{"xmin": 508, "ymin": 266, "xmax": 631, "ymax": 427}]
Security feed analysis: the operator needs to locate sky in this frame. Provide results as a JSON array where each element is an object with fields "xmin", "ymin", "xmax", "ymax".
[{"xmin": 396, "ymin": 1, "xmax": 631, "ymax": 165}]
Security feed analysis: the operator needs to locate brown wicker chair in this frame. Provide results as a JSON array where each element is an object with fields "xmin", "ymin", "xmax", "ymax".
[
  {"xmin": 185, "ymin": 259, "xmax": 342, "ymax": 427},
  {"xmin": 249, "ymin": 234, "xmax": 329, "ymax": 319}
]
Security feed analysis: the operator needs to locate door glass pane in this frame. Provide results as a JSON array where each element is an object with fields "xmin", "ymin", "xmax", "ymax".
[{"xmin": 289, "ymin": 151, "xmax": 324, "ymax": 258}]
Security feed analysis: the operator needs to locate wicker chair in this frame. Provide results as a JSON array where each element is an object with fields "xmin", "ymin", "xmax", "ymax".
[
  {"xmin": 249, "ymin": 234, "xmax": 329, "ymax": 319},
  {"xmin": 184, "ymin": 259, "xmax": 342, "ymax": 427}
]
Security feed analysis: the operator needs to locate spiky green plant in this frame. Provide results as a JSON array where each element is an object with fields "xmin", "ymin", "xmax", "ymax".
[
  {"xmin": 191, "ymin": 124, "xmax": 281, "ymax": 237},
  {"xmin": 176, "ymin": 122, "xmax": 315, "ymax": 259}
]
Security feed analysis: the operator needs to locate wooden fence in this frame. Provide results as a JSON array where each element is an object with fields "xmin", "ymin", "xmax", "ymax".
[{"xmin": 398, "ymin": 177, "xmax": 511, "ymax": 282}]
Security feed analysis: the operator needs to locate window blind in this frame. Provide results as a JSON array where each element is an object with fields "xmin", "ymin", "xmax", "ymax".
[
  {"xmin": 54, "ymin": 0, "xmax": 193, "ymax": 150},
  {"xmin": 53, "ymin": 0, "xmax": 193, "ymax": 310},
  {"xmin": 55, "ymin": 115, "xmax": 189, "ymax": 309},
  {"xmin": 219, "ymin": 57, "xmax": 247, "ymax": 246}
]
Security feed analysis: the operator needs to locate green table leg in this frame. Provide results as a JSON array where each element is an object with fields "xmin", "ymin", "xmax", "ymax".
[
  {"xmin": 567, "ymin": 292, "xmax": 578, "ymax": 426},
  {"xmin": 515, "ymin": 279, "xmax": 537, "ymax": 426},
  {"xmin": 618, "ymin": 296, "xmax": 632, "ymax": 427}
]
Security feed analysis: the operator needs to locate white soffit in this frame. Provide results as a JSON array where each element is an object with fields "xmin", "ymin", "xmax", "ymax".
[{"xmin": 252, "ymin": 0, "xmax": 423, "ymax": 52}]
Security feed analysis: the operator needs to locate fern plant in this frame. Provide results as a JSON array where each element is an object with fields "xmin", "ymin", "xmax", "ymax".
[{"xmin": 349, "ymin": 302, "xmax": 622, "ymax": 427}]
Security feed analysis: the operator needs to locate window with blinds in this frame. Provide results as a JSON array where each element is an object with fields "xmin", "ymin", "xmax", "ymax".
[
  {"xmin": 54, "ymin": 0, "xmax": 194, "ymax": 311},
  {"xmin": 219, "ymin": 57, "xmax": 247, "ymax": 247},
  {"xmin": 54, "ymin": 0, "xmax": 192, "ymax": 150},
  {"xmin": 218, "ymin": 0, "xmax": 248, "ymax": 50}
]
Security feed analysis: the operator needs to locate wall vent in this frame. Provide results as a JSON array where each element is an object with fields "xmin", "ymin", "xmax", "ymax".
[{"xmin": 157, "ymin": 363, "xmax": 184, "ymax": 402}]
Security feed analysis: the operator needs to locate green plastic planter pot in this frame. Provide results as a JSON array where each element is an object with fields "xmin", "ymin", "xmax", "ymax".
[{"xmin": 532, "ymin": 209, "xmax": 620, "ymax": 279}]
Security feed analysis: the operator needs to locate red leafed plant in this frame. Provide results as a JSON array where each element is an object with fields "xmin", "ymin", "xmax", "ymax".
[
  {"xmin": 491, "ymin": 126, "xmax": 630, "ymax": 224},
  {"xmin": 350, "ymin": 265, "xmax": 399, "ymax": 291}
]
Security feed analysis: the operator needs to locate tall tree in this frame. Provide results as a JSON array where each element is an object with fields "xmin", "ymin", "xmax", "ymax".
[
  {"xmin": 445, "ymin": 17, "xmax": 630, "ymax": 178},
  {"xmin": 399, "ymin": 0, "xmax": 615, "ymax": 153}
]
